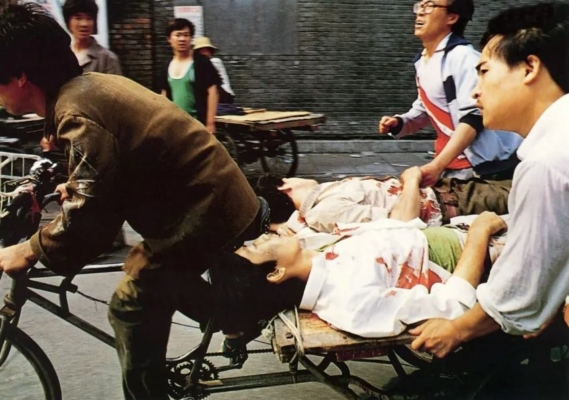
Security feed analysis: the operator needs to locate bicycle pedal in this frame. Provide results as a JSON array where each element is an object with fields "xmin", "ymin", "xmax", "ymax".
[{"xmin": 221, "ymin": 338, "xmax": 248, "ymax": 366}]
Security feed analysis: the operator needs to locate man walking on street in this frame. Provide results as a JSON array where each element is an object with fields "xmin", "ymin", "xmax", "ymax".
[{"xmin": 379, "ymin": 0, "xmax": 521, "ymax": 186}]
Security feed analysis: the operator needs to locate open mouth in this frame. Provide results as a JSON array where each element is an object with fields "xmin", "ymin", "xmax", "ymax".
[{"xmin": 415, "ymin": 20, "xmax": 425, "ymax": 28}]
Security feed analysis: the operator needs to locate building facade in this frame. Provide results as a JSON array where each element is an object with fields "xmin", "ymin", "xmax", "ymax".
[{"xmin": 107, "ymin": 0, "xmax": 553, "ymax": 138}]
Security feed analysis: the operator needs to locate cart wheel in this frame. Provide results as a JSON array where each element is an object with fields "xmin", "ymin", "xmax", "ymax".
[
  {"xmin": 260, "ymin": 129, "xmax": 299, "ymax": 178},
  {"xmin": 216, "ymin": 129, "xmax": 241, "ymax": 167}
]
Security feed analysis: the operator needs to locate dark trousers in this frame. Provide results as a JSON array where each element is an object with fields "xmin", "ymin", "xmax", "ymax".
[
  {"xmin": 108, "ymin": 199, "xmax": 270, "ymax": 399},
  {"xmin": 434, "ymin": 177, "xmax": 512, "ymax": 223},
  {"xmin": 108, "ymin": 265, "xmax": 214, "ymax": 400}
]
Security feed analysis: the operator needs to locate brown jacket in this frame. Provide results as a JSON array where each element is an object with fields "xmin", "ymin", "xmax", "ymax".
[{"xmin": 29, "ymin": 73, "xmax": 259, "ymax": 277}]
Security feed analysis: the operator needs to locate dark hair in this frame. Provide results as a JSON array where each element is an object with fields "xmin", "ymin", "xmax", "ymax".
[
  {"xmin": 253, "ymin": 176, "xmax": 296, "ymax": 224},
  {"xmin": 209, "ymin": 253, "xmax": 305, "ymax": 334},
  {"xmin": 166, "ymin": 18, "xmax": 195, "ymax": 38},
  {"xmin": 0, "ymin": 3, "xmax": 82, "ymax": 92},
  {"xmin": 481, "ymin": 2, "xmax": 569, "ymax": 94},
  {"xmin": 62, "ymin": 0, "xmax": 99, "ymax": 34},
  {"xmin": 447, "ymin": 0, "xmax": 474, "ymax": 36}
]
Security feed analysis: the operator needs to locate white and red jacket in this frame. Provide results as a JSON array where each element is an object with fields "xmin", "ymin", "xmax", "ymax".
[{"xmin": 392, "ymin": 33, "xmax": 522, "ymax": 174}]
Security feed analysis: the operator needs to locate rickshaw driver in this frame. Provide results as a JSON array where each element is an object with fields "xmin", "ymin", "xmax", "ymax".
[
  {"xmin": 0, "ymin": 4, "xmax": 266, "ymax": 400},
  {"xmin": 410, "ymin": 2, "xmax": 569, "ymax": 357}
]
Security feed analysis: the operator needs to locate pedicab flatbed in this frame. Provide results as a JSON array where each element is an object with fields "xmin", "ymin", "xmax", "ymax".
[
  {"xmin": 271, "ymin": 310, "xmax": 414, "ymax": 364},
  {"xmin": 215, "ymin": 110, "xmax": 326, "ymax": 178},
  {"xmin": 260, "ymin": 309, "xmax": 424, "ymax": 399}
]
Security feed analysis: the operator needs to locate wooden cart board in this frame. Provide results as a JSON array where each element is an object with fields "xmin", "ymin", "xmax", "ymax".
[
  {"xmin": 216, "ymin": 112, "xmax": 325, "ymax": 131},
  {"xmin": 271, "ymin": 310, "xmax": 414, "ymax": 363},
  {"xmin": 217, "ymin": 111, "xmax": 310, "ymax": 123}
]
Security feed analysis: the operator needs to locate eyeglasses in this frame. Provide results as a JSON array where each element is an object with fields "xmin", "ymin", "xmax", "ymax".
[{"xmin": 413, "ymin": 1, "xmax": 449, "ymax": 14}]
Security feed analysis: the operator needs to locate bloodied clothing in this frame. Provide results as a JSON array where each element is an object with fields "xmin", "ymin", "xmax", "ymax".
[
  {"xmin": 299, "ymin": 218, "xmax": 507, "ymax": 338},
  {"xmin": 293, "ymin": 176, "xmax": 511, "ymax": 234},
  {"xmin": 299, "ymin": 176, "xmax": 443, "ymax": 233},
  {"xmin": 29, "ymin": 72, "xmax": 259, "ymax": 278}
]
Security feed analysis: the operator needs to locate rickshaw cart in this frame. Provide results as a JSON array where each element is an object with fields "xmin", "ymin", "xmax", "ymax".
[{"xmin": 215, "ymin": 110, "xmax": 326, "ymax": 178}]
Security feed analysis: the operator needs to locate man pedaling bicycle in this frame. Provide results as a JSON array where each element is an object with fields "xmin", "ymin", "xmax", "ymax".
[{"xmin": 0, "ymin": 4, "xmax": 269, "ymax": 399}]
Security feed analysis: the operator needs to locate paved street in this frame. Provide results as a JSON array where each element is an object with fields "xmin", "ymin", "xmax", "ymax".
[{"xmin": 241, "ymin": 149, "xmax": 432, "ymax": 181}]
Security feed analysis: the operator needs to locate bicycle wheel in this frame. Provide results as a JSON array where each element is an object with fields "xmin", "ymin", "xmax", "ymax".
[
  {"xmin": 0, "ymin": 322, "xmax": 62, "ymax": 400},
  {"xmin": 260, "ymin": 129, "xmax": 299, "ymax": 178}
]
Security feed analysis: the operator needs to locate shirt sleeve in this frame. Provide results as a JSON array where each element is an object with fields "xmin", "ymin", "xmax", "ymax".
[
  {"xmin": 395, "ymin": 96, "xmax": 431, "ymax": 137},
  {"xmin": 210, "ymin": 58, "xmax": 228, "ymax": 86},
  {"xmin": 476, "ymin": 159, "xmax": 569, "ymax": 335},
  {"xmin": 104, "ymin": 51, "xmax": 123, "ymax": 76},
  {"xmin": 195, "ymin": 56, "xmax": 222, "ymax": 90},
  {"xmin": 303, "ymin": 181, "xmax": 389, "ymax": 233},
  {"xmin": 29, "ymin": 115, "xmax": 125, "ymax": 276},
  {"xmin": 159, "ymin": 63, "xmax": 170, "ymax": 96},
  {"xmin": 446, "ymin": 46, "xmax": 484, "ymax": 133}
]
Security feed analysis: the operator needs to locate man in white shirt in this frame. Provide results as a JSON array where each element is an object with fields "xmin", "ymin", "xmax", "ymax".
[
  {"xmin": 410, "ymin": 2, "xmax": 569, "ymax": 358},
  {"xmin": 233, "ymin": 212, "xmax": 507, "ymax": 338}
]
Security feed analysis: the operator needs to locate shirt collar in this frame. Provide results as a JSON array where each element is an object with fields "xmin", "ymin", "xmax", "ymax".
[
  {"xmin": 517, "ymin": 94, "xmax": 569, "ymax": 161},
  {"xmin": 299, "ymin": 181, "xmax": 337, "ymax": 217},
  {"xmin": 421, "ymin": 32, "xmax": 452, "ymax": 57},
  {"xmin": 299, "ymin": 256, "xmax": 327, "ymax": 310}
]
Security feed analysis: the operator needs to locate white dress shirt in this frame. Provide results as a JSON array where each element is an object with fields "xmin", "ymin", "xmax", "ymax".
[
  {"xmin": 299, "ymin": 220, "xmax": 476, "ymax": 338},
  {"xmin": 477, "ymin": 94, "xmax": 569, "ymax": 335}
]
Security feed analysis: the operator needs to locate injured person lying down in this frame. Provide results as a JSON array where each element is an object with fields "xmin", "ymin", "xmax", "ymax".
[
  {"xmin": 228, "ymin": 211, "xmax": 507, "ymax": 339},
  {"xmin": 274, "ymin": 166, "xmax": 511, "ymax": 234}
]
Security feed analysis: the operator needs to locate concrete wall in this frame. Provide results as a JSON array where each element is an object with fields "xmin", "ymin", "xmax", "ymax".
[{"xmin": 107, "ymin": 0, "xmax": 557, "ymax": 139}]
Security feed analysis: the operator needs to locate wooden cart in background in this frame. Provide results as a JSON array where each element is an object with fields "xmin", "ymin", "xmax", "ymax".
[{"xmin": 215, "ymin": 110, "xmax": 326, "ymax": 178}]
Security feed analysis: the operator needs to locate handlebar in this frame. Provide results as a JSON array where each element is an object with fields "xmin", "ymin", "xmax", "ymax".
[
  {"xmin": 0, "ymin": 159, "xmax": 63, "ymax": 248},
  {"xmin": 42, "ymin": 192, "xmax": 61, "ymax": 208}
]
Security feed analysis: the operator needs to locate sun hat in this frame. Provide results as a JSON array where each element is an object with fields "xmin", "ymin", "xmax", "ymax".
[{"xmin": 193, "ymin": 36, "xmax": 219, "ymax": 51}]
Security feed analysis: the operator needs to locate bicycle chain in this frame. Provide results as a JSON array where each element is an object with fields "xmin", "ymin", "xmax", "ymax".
[{"xmin": 205, "ymin": 347, "xmax": 274, "ymax": 357}]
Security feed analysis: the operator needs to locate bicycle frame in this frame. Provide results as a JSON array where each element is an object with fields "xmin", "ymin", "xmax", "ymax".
[
  {"xmin": 0, "ymin": 264, "xmax": 408, "ymax": 400},
  {"xmin": 2, "ymin": 154, "xmax": 565, "ymax": 399}
]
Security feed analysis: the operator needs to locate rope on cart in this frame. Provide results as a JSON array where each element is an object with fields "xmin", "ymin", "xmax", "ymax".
[{"xmin": 277, "ymin": 307, "xmax": 305, "ymax": 363}]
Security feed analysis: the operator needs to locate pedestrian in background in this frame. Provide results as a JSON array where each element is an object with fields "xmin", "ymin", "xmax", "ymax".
[
  {"xmin": 160, "ymin": 19, "xmax": 220, "ymax": 134},
  {"xmin": 62, "ymin": 0, "xmax": 122, "ymax": 75},
  {"xmin": 194, "ymin": 36, "xmax": 236, "ymax": 104}
]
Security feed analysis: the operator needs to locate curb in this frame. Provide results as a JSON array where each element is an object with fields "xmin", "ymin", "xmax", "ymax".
[{"xmin": 296, "ymin": 139, "xmax": 434, "ymax": 154}]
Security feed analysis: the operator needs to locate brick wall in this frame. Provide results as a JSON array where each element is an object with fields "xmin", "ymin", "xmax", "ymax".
[
  {"xmin": 107, "ymin": 0, "xmax": 555, "ymax": 139},
  {"xmin": 107, "ymin": 0, "xmax": 153, "ymax": 88}
]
